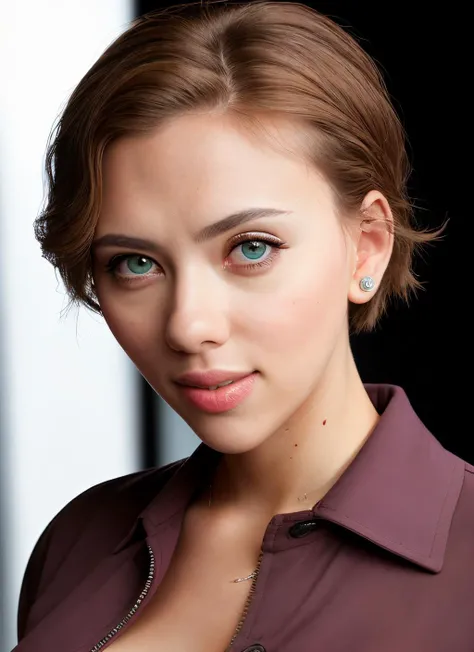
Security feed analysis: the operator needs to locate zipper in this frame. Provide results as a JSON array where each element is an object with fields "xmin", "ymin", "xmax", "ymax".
[
  {"xmin": 88, "ymin": 542, "xmax": 262, "ymax": 651},
  {"xmin": 225, "ymin": 549, "xmax": 264, "ymax": 651},
  {"xmin": 89, "ymin": 543, "xmax": 156, "ymax": 651}
]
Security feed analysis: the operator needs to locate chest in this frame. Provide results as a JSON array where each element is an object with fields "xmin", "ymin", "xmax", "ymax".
[{"xmin": 106, "ymin": 505, "xmax": 265, "ymax": 652}]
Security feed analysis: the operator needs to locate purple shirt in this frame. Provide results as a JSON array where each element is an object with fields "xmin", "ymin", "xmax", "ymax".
[{"xmin": 13, "ymin": 384, "xmax": 474, "ymax": 651}]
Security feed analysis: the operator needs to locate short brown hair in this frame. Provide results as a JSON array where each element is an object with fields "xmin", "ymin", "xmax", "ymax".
[{"xmin": 35, "ymin": 0, "xmax": 445, "ymax": 333}]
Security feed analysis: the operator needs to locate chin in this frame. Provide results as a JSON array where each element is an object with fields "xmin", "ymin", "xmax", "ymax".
[
  {"xmin": 199, "ymin": 436, "xmax": 264, "ymax": 456},
  {"xmin": 188, "ymin": 420, "xmax": 270, "ymax": 456}
]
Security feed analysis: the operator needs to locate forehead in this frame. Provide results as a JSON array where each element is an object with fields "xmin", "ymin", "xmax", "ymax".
[
  {"xmin": 100, "ymin": 113, "xmax": 337, "ymax": 230},
  {"xmin": 104, "ymin": 113, "xmax": 318, "ymax": 186}
]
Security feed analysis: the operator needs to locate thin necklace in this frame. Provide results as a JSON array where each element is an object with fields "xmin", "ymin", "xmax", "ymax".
[
  {"xmin": 208, "ymin": 483, "xmax": 258, "ymax": 584},
  {"xmin": 208, "ymin": 482, "xmax": 320, "ymax": 583}
]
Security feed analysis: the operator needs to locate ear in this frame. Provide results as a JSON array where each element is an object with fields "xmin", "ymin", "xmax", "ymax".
[{"xmin": 348, "ymin": 190, "xmax": 394, "ymax": 305}]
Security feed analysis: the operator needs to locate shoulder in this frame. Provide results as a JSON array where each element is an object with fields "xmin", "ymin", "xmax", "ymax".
[
  {"xmin": 17, "ymin": 457, "xmax": 186, "ymax": 641},
  {"xmin": 460, "ymin": 460, "xmax": 474, "ymax": 502},
  {"xmin": 464, "ymin": 461, "xmax": 474, "ymax": 475},
  {"xmin": 448, "ymin": 458, "xmax": 474, "ymax": 540},
  {"xmin": 31, "ymin": 456, "xmax": 186, "ymax": 567}
]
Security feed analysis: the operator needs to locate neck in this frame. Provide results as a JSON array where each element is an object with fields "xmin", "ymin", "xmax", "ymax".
[{"xmin": 211, "ymin": 347, "xmax": 380, "ymax": 519}]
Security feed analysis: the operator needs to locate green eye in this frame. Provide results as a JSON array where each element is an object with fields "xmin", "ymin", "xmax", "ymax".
[
  {"xmin": 227, "ymin": 234, "xmax": 285, "ymax": 271},
  {"xmin": 125, "ymin": 255, "xmax": 154, "ymax": 275},
  {"xmin": 107, "ymin": 254, "xmax": 157, "ymax": 278},
  {"xmin": 240, "ymin": 241, "xmax": 267, "ymax": 260}
]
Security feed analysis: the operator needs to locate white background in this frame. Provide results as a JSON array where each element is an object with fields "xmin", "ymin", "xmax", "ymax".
[{"xmin": 0, "ymin": 2, "xmax": 136, "ymax": 650}]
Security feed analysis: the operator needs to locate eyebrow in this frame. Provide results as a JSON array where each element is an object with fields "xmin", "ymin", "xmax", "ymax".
[{"xmin": 91, "ymin": 207, "xmax": 292, "ymax": 253}]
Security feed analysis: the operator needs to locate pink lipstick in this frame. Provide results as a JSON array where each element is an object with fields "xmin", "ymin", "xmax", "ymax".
[{"xmin": 175, "ymin": 371, "xmax": 258, "ymax": 413}]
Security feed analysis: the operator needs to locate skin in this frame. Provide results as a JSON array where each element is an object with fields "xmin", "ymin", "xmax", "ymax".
[{"xmin": 91, "ymin": 112, "xmax": 394, "ymax": 520}]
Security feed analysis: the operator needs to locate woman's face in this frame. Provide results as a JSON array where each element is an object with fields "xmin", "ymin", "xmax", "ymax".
[{"xmin": 92, "ymin": 113, "xmax": 362, "ymax": 454}]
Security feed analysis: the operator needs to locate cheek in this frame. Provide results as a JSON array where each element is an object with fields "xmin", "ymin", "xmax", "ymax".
[
  {"xmin": 98, "ymin": 290, "xmax": 160, "ymax": 363},
  {"xmin": 243, "ymin": 242, "xmax": 349, "ymax": 355}
]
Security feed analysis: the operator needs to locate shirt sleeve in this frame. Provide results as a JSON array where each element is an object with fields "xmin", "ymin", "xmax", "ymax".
[
  {"xmin": 16, "ymin": 477, "xmax": 115, "ymax": 642},
  {"xmin": 17, "ymin": 514, "xmax": 59, "ymax": 641}
]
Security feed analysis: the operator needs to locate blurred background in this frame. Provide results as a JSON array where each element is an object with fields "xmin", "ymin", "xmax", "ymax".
[{"xmin": 0, "ymin": 1, "xmax": 470, "ymax": 650}]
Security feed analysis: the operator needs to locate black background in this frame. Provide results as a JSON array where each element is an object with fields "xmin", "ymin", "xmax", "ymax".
[{"xmin": 135, "ymin": 1, "xmax": 471, "ymax": 464}]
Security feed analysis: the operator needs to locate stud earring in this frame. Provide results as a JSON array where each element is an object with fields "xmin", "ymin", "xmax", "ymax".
[{"xmin": 359, "ymin": 276, "xmax": 375, "ymax": 292}]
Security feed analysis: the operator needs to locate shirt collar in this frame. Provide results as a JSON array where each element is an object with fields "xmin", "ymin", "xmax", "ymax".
[
  {"xmin": 114, "ymin": 384, "xmax": 465, "ymax": 573},
  {"xmin": 315, "ymin": 384, "xmax": 464, "ymax": 573}
]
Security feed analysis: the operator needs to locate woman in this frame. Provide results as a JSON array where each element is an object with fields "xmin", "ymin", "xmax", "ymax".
[{"xmin": 14, "ymin": 1, "xmax": 472, "ymax": 651}]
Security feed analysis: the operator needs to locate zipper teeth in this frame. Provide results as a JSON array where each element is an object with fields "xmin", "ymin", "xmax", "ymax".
[
  {"xmin": 89, "ymin": 543, "xmax": 261, "ymax": 652},
  {"xmin": 89, "ymin": 544, "xmax": 155, "ymax": 652},
  {"xmin": 225, "ymin": 549, "xmax": 264, "ymax": 651}
]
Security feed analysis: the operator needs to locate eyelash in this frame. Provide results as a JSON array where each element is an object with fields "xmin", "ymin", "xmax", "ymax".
[{"xmin": 105, "ymin": 232, "xmax": 286, "ymax": 282}]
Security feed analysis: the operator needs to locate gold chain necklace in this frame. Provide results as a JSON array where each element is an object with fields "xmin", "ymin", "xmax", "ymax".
[
  {"xmin": 208, "ymin": 483, "xmax": 319, "ymax": 583},
  {"xmin": 208, "ymin": 483, "xmax": 258, "ymax": 584}
]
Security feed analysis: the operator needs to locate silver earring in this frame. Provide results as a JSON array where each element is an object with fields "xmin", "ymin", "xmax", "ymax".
[{"xmin": 359, "ymin": 276, "xmax": 375, "ymax": 292}]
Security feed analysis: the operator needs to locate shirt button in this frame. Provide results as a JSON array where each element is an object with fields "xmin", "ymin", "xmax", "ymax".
[
  {"xmin": 243, "ymin": 646, "xmax": 266, "ymax": 652},
  {"xmin": 289, "ymin": 519, "xmax": 319, "ymax": 538}
]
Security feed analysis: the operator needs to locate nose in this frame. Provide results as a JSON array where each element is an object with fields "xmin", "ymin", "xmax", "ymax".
[{"xmin": 164, "ymin": 268, "xmax": 230, "ymax": 354}]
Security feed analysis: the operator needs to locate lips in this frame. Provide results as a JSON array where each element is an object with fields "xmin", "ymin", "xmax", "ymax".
[
  {"xmin": 199, "ymin": 380, "xmax": 235, "ymax": 391},
  {"xmin": 174, "ymin": 369, "xmax": 255, "ymax": 389},
  {"xmin": 176, "ymin": 372, "xmax": 258, "ymax": 413}
]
